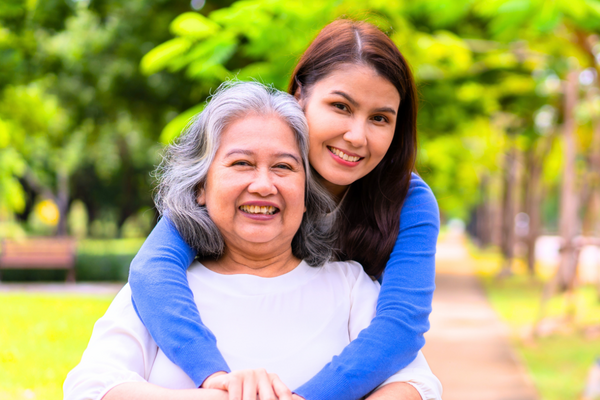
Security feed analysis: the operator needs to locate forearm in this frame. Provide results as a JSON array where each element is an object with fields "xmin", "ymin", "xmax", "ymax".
[
  {"xmin": 366, "ymin": 382, "xmax": 421, "ymax": 400},
  {"xmin": 103, "ymin": 382, "xmax": 228, "ymax": 400},
  {"xmin": 128, "ymin": 217, "xmax": 230, "ymax": 385},
  {"xmin": 295, "ymin": 175, "xmax": 439, "ymax": 400}
]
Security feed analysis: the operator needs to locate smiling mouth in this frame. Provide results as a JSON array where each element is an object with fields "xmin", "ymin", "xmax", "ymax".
[
  {"xmin": 239, "ymin": 205, "xmax": 279, "ymax": 215},
  {"xmin": 327, "ymin": 146, "xmax": 363, "ymax": 162}
]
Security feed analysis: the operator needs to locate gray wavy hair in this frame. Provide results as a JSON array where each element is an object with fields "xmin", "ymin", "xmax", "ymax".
[{"xmin": 154, "ymin": 81, "xmax": 335, "ymax": 267}]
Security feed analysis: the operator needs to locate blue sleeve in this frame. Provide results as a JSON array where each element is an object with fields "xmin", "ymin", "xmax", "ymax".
[
  {"xmin": 128, "ymin": 216, "xmax": 231, "ymax": 387},
  {"xmin": 294, "ymin": 173, "xmax": 439, "ymax": 400}
]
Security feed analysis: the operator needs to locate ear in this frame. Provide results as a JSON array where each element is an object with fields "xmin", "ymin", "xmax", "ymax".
[
  {"xmin": 197, "ymin": 187, "xmax": 206, "ymax": 206},
  {"xmin": 294, "ymin": 84, "xmax": 304, "ymax": 107}
]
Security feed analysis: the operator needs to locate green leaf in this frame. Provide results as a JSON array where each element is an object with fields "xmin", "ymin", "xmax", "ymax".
[
  {"xmin": 160, "ymin": 103, "xmax": 206, "ymax": 145},
  {"xmin": 140, "ymin": 37, "xmax": 192, "ymax": 76},
  {"xmin": 0, "ymin": 119, "xmax": 10, "ymax": 148},
  {"xmin": 170, "ymin": 12, "xmax": 221, "ymax": 38}
]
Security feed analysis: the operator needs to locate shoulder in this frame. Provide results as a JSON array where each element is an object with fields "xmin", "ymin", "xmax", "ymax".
[
  {"xmin": 322, "ymin": 260, "xmax": 378, "ymax": 288},
  {"xmin": 106, "ymin": 284, "xmax": 135, "ymax": 313},
  {"xmin": 398, "ymin": 173, "xmax": 440, "ymax": 227},
  {"xmin": 404, "ymin": 173, "xmax": 438, "ymax": 212}
]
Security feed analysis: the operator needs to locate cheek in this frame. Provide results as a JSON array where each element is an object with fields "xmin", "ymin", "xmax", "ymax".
[
  {"xmin": 285, "ymin": 178, "xmax": 307, "ymax": 219},
  {"xmin": 307, "ymin": 124, "xmax": 334, "ymax": 167},
  {"xmin": 307, "ymin": 143, "xmax": 321, "ymax": 167},
  {"xmin": 372, "ymin": 130, "xmax": 395, "ymax": 160}
]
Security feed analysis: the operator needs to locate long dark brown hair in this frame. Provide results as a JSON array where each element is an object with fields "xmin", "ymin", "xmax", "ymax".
[{"xmin": 288, "ymin": 19, "xmax": 418, "ymax": 277}]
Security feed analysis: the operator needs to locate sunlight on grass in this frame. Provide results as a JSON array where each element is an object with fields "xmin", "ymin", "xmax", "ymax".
[
  {"xmin": 0, "ymin": 293, "xmax": 115, "ymax": 400},
  {"xmin": 472, "ymin": 249, "xmax": 600, "ymax": 400}
]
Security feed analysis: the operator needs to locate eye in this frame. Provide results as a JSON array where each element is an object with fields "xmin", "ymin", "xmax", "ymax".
[
  {"xmin": 372, "ymin": 115, "xmax": 389, "ymax": 123},
  {"xmin": 274, "ymin": 163, "xmax": 293, "ymax": 171},
  {"xmin": 231, "ymin": 160, "xmax": 252, "ymax": 167},
  {"xmin": 333, "ymin": 103, "xmax": 349, "ymax": 112}
]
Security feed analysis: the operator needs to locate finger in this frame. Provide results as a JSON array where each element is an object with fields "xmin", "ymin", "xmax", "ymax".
[
  {"xmin": 242, "ymin": 371, "xmax": 258, "ymax": 400},
  {"xmin": 270, "ymin": 374, "xmax": 292, "ymax": 400},
  {"xmin": 256, "ymin": 370, "xmax": 277, "ymax": 400},
  {"xmin": 226, "ymin": 375, "xmax": 243, "ymax": 400}
]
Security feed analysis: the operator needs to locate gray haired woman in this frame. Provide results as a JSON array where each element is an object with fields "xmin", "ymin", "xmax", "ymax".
[
  {"xmin": 64, "ymin": 81, "xmax": 441, "ymax": 400},
  {"xmin": 155, "ymin": 81, "xmax": 335, "ymax": 266}
]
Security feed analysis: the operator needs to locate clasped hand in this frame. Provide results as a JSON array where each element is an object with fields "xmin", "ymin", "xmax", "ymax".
[{"xmin": 202, "ymin": 369, "xmax": 304, "ymax": 400}]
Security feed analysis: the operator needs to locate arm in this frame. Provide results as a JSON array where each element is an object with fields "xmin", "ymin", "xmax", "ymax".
[
  {"xmin": 64, "ymin": 286, "xmax": 159, "ymax": 400},
  {"xmin": 63, "ymin": 285, "xmax": 236, "ymax": 400},
  {"xmin": 294, "ymin": 174, "xmax": 439, "ymax": 400},
  {"xmin": 103, "ymin": 383, "xmax": 228, "ymax": 400},
  {"xmin": 345, "ymin": 260, "xmax": 442, "ymax": 400},
  {"xmin": 365, "ymin": 383, "xmax": 421, "ymax": 400},
  {"xmin": 128, "ymin": 216, "xmax": 230, "ymax": 387},
  {"xmin": 369, "ymin": 352, "xmax": 442, "ymax": 400}
]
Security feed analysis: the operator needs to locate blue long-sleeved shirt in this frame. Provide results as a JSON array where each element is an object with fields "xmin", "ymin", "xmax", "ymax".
[{"xmin": 129, "ymin": 173, "xmax": 439, "ymax": 400}]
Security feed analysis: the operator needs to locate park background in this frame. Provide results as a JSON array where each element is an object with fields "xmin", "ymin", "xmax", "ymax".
[{"xmin": 0, "ymin": 0, "xmax": 599, "ymax": 399}]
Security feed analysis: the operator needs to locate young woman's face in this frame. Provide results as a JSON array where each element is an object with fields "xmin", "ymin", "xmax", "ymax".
[
  {"xmin": 197, "ymin": 115, "xmax": 306, "ymax": 259},
  {"xmin": 299, "ymin": 64, "xmax": 400, "ymax": 197}
]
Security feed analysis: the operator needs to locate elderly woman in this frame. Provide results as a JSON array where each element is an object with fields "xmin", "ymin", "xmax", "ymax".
[{"xmin": 64, "ymin": 82, "xmax": 442, "ymax": 400}]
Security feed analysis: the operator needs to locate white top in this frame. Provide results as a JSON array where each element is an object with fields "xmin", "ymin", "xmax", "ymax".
[{"xmin": 64, "ymin": 260, "xmax": 442, "ymax": 400}]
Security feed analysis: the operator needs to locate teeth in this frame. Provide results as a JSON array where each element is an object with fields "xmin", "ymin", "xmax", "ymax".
[
  {"xmin": 330, "ymin": 147, "xmax": 360, "ymax": 162},
  {"xmin": 240, "ymin": 205, "xmax": 277, "ymax": 215}
]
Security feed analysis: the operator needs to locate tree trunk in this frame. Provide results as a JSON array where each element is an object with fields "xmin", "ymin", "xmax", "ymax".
[
  {"xmin": 499, "ymin": 136, "xmax": 518, "ymax": 277},
  {"xmin": 536, "ymin": 70, "xmax": 581, "ymax": 335},
  {"xmin": 557, "ymin": 70, "xmax": 581, "ymax": 291},
  {"xmin": 523, "ymin": 133, "xmax": 556, "ymax": 276},
  {"xmin": 477, "ymin": 176, "xmax": 492, "ymax": 247},
  {"xmin": 56, "ymin": 169, "xmax": 70, "ymax": 237},
  {"xmin": 590, "ymin": 102, "xmax": 600, "ymax": 300},
  {"xmin": 523, "ymin": 147, "xmax": 540, "ymax": 276}
]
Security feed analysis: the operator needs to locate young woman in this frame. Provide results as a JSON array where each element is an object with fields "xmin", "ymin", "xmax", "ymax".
[{"xmin": 128, "ymin": 19, "xmax": 439, "ymax": 400}]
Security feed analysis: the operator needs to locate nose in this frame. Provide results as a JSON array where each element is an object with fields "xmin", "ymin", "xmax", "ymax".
[
  {"xmin": 248, "ymin": 168, "xmax": 277, "ymax": 197},
  {"xmin": 342, "ymin": 120, "xmax": 368, "ymax": 148}
]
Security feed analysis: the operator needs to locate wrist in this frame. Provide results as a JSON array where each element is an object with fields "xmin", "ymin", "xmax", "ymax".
[{"xmin": 201, "ymin": 371, "xmax": 228, "ymax": 388}]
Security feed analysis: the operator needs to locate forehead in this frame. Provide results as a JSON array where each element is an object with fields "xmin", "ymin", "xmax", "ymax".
[
  {"xmin": 217, "ymin": 114, "xmax": 301, "ymax": 156},
  {"xmin": 309, "ymin": 64, "xmax": 400, "ymax": 106}
]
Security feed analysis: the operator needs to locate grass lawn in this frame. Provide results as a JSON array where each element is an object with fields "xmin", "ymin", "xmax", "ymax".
[
  {"xmin": 473, "ymin": 250, "xmax": 600, "ymax": 400},
  {"xmin": 0, "ymin": 293, "xmax": 115, "ymax": 400}
]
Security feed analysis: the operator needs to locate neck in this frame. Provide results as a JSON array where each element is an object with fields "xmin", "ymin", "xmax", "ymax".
[
  {"xmin": 202, "ymin": 246, "xmax": 301, "ymax": 277},
  {"xmin": 318, "ymin": 177, "xmax": 348, "ymax": 205}
]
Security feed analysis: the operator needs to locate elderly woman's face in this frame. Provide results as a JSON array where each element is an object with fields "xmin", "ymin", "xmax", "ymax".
[{"xmin": 197, "ymin": 114, "xmax": 306, "ymax": 257}]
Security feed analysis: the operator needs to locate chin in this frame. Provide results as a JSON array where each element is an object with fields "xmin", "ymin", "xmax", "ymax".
[
  {"xmin": 237, "ymin": 230, "xmax": 279, "ymax": 244},
  {"xmin": 324, "ymin": 174, "xmax": 360, "ymax": 187}
]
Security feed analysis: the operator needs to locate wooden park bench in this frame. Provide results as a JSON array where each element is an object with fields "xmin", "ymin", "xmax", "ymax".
[{"xmin": 0, "ymin": 238, "xmax": 77, "ymax": 282}]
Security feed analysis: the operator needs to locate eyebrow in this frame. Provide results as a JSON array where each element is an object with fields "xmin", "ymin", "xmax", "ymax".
[
  {"xmin": 330, "ymin": 90, "xmax": 397, "ymax": 116},
  {"xmin": 224, "ymin": 149, "xmax": 301, "ymax": 163}
]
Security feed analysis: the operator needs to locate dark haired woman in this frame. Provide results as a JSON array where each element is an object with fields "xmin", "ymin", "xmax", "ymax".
[{"xmin": 128, "ymin": 19, "xmax": 439, "ymax": 400}]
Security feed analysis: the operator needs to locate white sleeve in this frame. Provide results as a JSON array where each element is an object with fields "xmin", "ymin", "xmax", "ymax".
[
  {"xmin": 377, "ymin": 351, "xmax": 442, "ymax": 400},
  {"xmin": 63, "ymin": 285, "xmax": 158, "ymax": 400},
  {"xmin": 344, "ymin": 262, "xmax": 442, "ymax": 400}
]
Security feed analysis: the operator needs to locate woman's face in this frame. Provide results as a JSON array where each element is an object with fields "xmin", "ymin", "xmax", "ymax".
[
  {"xmin": 198, "ymin": 114, "xmax": 306, "ymax": 259},
  {"xmin": 300, "ymin": 64, "xmax": 400, "ymax": 197}
]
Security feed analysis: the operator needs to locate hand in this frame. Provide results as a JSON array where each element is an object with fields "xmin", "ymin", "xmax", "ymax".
[
  {"xmin": 202, "ymin": 369, "xmax": 293, "ymax": 400},
  {"xmin": 365, "ymin": 382, "xmax": 422, "ymax": 400}
]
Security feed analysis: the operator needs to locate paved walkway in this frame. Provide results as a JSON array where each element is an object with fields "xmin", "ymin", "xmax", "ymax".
[
  {"xmin": 0, "ymin": 282, "xmax": 124, "ymax": 295},
  {"xmin": 422, "ymin": 234, "xmax": 539, "ymax": 400}
]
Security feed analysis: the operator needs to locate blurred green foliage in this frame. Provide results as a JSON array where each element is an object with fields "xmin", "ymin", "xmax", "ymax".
[{"xmin": 0, "ymin": 0, "xmax": 599, "ymax": 233}]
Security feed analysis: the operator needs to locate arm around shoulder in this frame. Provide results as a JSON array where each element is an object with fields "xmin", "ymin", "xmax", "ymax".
[
  {"xmin": 294, "ymin": 175, "xmax": 439, "ymax": 400},
  {"xmin": 127, "ymin": 216, "xmax": 230, "ymax": 387}
]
